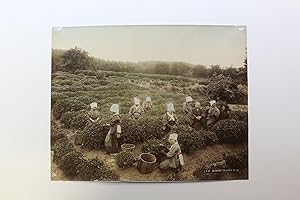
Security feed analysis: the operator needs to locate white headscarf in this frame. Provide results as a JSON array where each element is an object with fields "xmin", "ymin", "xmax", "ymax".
[
  {"xmin": 90, "ymin": 102, "xmax": 97, "ymax": 109},
  {"xmin": 169, "ymin": 133, "xmax": 178, "ymax": 141},
  {"xmin": 167, "ymin": 103, "xmax": 175, "ymax": 112},
  {"xmin": 185, "ymin": 96, "xmax": 193, "ymax": 103},
  {"xmin": 209, "ymin": 100, "xmax": 216, "ymax": 106},
  {"xmin": 146, "ymin": 97, "xmax": 151, "ymax": 102},
  {"xmin": 134, "ymin": 97, "xmax": 140, "ymax": 105},
  {"xmin": 110, "ymin": 104, "xmax": 119, "ymax": 113}
]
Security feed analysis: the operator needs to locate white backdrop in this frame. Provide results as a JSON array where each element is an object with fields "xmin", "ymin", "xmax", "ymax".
[{"xmin": 0, "ymin": 0, "xmax": 300, "ymax": 199}]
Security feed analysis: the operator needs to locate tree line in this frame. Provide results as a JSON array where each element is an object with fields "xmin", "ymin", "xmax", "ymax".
[{"xmin": 52, "ymin": 47, "xmax": 247, "ymax": 82}]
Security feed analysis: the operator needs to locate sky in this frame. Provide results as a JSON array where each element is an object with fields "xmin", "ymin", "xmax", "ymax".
[{"xmin": 52, "ymin": 25, "xmax": 247, "ymax": 68}]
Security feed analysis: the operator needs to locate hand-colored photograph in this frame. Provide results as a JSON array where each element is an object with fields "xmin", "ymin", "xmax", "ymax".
[{"xmin": 51, "ymin": 25, "xmax": 248, "ymax": 182}]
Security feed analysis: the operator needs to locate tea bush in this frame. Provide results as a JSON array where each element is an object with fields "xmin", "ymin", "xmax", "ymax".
[
  {"xmin": 175, "ymin": 125, "xmax": 207, "ymax": 153},
  {"xmin": 120, "ymin": 116, "xmax": 162, "ymax": 144},
  {"xmin": 82, "ymin": 122, "xmax": 109, "ymax": 149},
  {"xmin": 57, "ymin": 150, "xmax": 84, "ymax": 177},
  {"xmin": 141, "ymin": 139, "xmax": 168, "ymax": 159},
  {"xmin": 53, "ymin": 98, "xmax": 87, "ymax": 119},
  {"xmin": 115, "ymin": 151, "xmax": 135, "ymax": 168},
  {"xmin": 211, "ymin": 119, "xmax": 248, "ymax": 143},
  {"xmin": 76, "ymin": 158, "xmax": 119, "ymax": 181},
  {"xmin": 60, "ymin": 110, "xmax": 88, "ymax": 130},
  {"xmin": 51, "ymin": 92, "xmax": 68, "ymax": 107},
  {"xmin": 224, "ymin": 151, "xmax": 248, "ymax": 169},
  {"xmin": 53, "ymin": 137, "xmax": 74, "ymax": 162},
  {"xmin": 230, "ymin": 111, "xmax": 248, "ymax": 122}
]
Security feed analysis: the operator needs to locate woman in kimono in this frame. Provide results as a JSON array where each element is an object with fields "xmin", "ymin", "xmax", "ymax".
[
  {"xmin": 142, "ymin": 96, "xmax": 153, "ymax": 112},
  {"xmin": 88, "ymin": 102, "xmax": 100, "ymax": 123},
  {"xmin": 219, "ymin": 104, "xmax": 230, "ymax": 120},
  {"xmin": 183, "ymin": 96, "xmax": 194, "ymax": 114},
  {"xmin": 159, "ymin": 133, "xmax": 184, "ymax": 172},
  {"xmin": 206, "ymin": 100, "xmax": 220, "ymax": 127},
  {"xmin": 190, "ymin": 101, "xmax": 206, "ymax": 130},
  {"xmin": 105, "ymin": 104, "xmax": 122, "ymax": 155},
  {"xmin": 162, "ymin": 103, "xmax": 178, "ymax": 139},
  {"xmin": 129, "ymin": 97, "xmax": 144, "ymax": 120}
]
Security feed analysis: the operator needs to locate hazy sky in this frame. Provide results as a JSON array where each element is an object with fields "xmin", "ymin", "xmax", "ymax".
[{"xmin": 52, "ymin": 25, "xmax": 247, "ymax": 68}]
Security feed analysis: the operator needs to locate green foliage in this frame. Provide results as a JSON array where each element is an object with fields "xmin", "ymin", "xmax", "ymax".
[
  {"xmin": 60, "ymin": 110, "xmax": 88, "ymax": 130},
  {"xmin": 50, "ymin": 120, "xmax": 66, "ymax": 146},
  {"xmin": 57, "ymin": 150, "xmax": 84, "ymax": 177},
  {"xmin": 53, "ymin": 137, "xmax": 74, "ymax": 162},
  {"xmin": 224, "ymin": 151, "xmax": 248, "ymax": 170},
  {"xmin": 115, "ymin": 151, "xmax": 135, "ymax": 168},
  {"xmin": 141, "ymin": 139, "xmax": 168, "ymax": 159},
  {"xmin": 51, "ymin": 92, "xmax": 68, "ymax": 107},
  {"xmin": 206, "ymin": 74, "xmax": 244, "ymax": 103},
  {"xmin": 82, "ymin": 122, "xmax": 109, "ymax": 149},
  {"xmin": 76, "ymin": 158, "xmax": 119, "ymax": 181},
  {"xmin": 175, "ymin": 125, "xmax": 207, "ymax": 153},
  {"xmin": 53, "ymin": 98, "xmax": 87, "ymax": 119},
  {"xmin": 61, "ymin": 47, "xmax": 90, "ymax": 72},
  {"xmin": 211, "ymin": 119, "xmax": 248, "ymax": 143},
  {"xmin": 230, "ymin": 111, "xmax": 248, "ymax": 122},
  {"xmin": 120, "ymin": 116, "xmax": 162, "ymax": 144}
]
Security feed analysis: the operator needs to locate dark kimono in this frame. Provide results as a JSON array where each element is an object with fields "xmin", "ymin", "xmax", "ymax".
[
  {"xmin": 105, "ymin": 113, "xmax": 121, "ymax": 154},
  {"xmin": 190, "ymin": 107, "xmax": 206, "ymax": 130},
  {"xmin": 162, "ymin": 112, "xmax": 178, "ymax": 139}
]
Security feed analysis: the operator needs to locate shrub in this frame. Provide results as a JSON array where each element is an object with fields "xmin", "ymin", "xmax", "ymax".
[
  {"xmin": 201, "ymin": 130, "xmax": 219, "ymax": 145},
  {"xmin": 224, "ymin": 151, "xmax": 248, "ymax": 170},
  {"xmin": 51, "ymin": 92, "xmax": 68, "ymax": 107},
  {"xmin": 50, "ymin": 120, "xmax": 66, "ymax": 146},
  {"xmin": 82, "ymin": 122, "xmax": 109, "ymax": 149},
  {"xmin": 60, "ymin": 110, "xmax": 88, "ymax": 130},
  {"xmin": 230, "ymin": 111, "xmax": 248, "ymax": 122},
  {"xmin": 206, "ymin": 74, "xmax": 244, "ymax": 104},
  {"xmin": 53, "ymin": 98, "xmax": 87, "ymax": 119},
  {"xmin": 211, "ymin": 119, "xmax": 248, "ymax": 143},
  {"xmin": 120, "ymin": 116, "xmax": 162, "ymax": 144},
  {"xmin": 141, "ymin": 139, "xmax": 168, "ymax": 159},
  {"xmin": 175, "ymin": 125, "xmax": 207, "ymax": 153},
  {"xmin": 53, "ymin": 137, "xmax": 74, "ymax": 162},
  {"xmin": 71, "ymin": 96, "xmax": 98, "ymax": 105},
  {"xmin": 76, "ymin": 158, "xmax": 119, "ymax": 181},
  {"xmin": 57, "ymin": 150, "xmax": 84, "ymax": 177},
  {"xmin": 115, "ymin": 151, "xmax": 135, "ymax": 168}
]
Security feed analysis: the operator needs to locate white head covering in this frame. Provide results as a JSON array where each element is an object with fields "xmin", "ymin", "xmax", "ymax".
[
  {"xmin": 209, "ymin": 100, "xmax": 216, "ymax": 106},
  {"xmin": 195, "ymin": 101, "xmax": 201, "ymax": 107},
  {"xmin": 169, "ymin": 133, "xmax": 178, "ymax": 141},
  {"xmin": 146, "ymin": 97, "xmax": 151, "ymax": 102},
  {"xmin": 90, "ymin": 102, "xmax": 97, "ymax": 109},
  {"xmin": 110, "ymin": 104, "xmax": 119, "ymax": 113},
  {"xmin": 167, "ymin": 103, "xmax": 175, "ymax": 112},
  {"xmin": 134, "ymin": 97, "xmax": 140, "ymax": 105},
  {"xmin": 185, "ymin": 96, "xmax": 193, "ymax": 103}
]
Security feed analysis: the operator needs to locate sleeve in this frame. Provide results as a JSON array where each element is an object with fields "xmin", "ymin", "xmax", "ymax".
[
  {"xmin": 215, "ymin": 108, "xmax": 221, "ymax": 117},
  {"xmin": 166, "ymin": 145, "xmax": 178, "ymax": 158},
  {"xmin": 111, "ymin": 115, "xmax": 120, "ymax": 125},
  {"xmin": 129, "ymin": 106, "xmax": 133, "ymax": 115},
  {"xmin": 162, "ymin": 114, "xmax": 168, "ymax": 126}
]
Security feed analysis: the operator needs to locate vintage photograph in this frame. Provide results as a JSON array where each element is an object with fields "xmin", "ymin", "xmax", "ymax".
[{"xmin": 51, "ymin": 25, "xmax": 248, "ymax": 182}]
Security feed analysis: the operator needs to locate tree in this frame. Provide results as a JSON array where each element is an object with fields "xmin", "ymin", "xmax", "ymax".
[
  {"xmin": 51, "ymin": 49, "xmax": 65, "ymax": 73},
  {"xmin": 61, "ymin": 47, "xmax": 90, "ymax": 72},
  {"xmin": 208, "ymin": 65, "xmax": 222, "ymax": 77},
  {"xmin": 206, "ymin": 74, "xmax": 243, "ymax": 103},
  {"xmin": 192, "ymin": 65, "xmax": 208, "ymax": 78}
]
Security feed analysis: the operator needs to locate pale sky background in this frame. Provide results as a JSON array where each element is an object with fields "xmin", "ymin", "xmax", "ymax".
[{"xmin": 52, "ymin": 25, "xmax": 247, "ymax": 68}]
